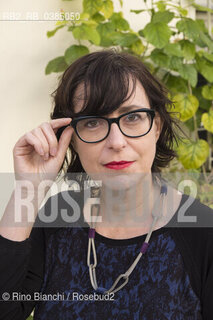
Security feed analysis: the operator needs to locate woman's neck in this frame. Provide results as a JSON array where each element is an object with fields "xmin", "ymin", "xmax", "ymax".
[
  {"xmin": 87, "ymin": 176, "xmax": 162, "ymax": 236},
  {"xmin": 87, "ymin": 183, "xmax": 182, "ymax": 240}
]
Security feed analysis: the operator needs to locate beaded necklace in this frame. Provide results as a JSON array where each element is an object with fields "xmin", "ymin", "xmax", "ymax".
[{"xmin": 87, "ymin": 183, "xmax": 168, "ymax": 294}]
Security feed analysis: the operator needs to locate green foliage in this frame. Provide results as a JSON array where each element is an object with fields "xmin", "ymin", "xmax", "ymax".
[
  {"xmin": 179, "ymin": 40, "xmax": 195, "ymax": 60},
  {"xmin": 47, "ymin": 25, "xmax": 65, "ymax": 38},
  {"xmin": 173, "ymin": 93, "xmax": 199, "ymax": 122},
  {"xmin": 202, "ymin": 85, "xmax": 213, "ymax": 100},
  {"xmin": 83, "ymin": 0, "xmax": 103, "ymax": 16},
  {"xmin": 72, "ymin": 24, "xmax": 100, "ymax": 45},
  {"xmin": 196, "ymin": 55, "xmax": 213, "ymax": 82},
  {"xmin": 45, "ymin": 57, "xmax": 68, "ymax": 75},
  {"xmin": 143, "ymin": 22, "xmax": 171, "ymax": 48},
  {"xmin": 45, "ymin": 0, "xmax": 213, "ymax": 180},
  {"xmin": 176, "ymin": 18, "xmax": 200, "ymax": 41},
  {"xmin": 100, "ymin": 0, "xmax": 114, "ymax": 18},
  {"xmin": 64, "ymin": 45, "xmax": 89, "ymax": 65},
  {"xmin": 152, "ymin": 11, "xmax": 174, "ymax": 23},
  {"xmin": 176, "ymin": 139, "xmax": 209, "ymax": 169},
  {"xmin": 202, "ymin": 108, "xmax": 213, "ymax": 133}
]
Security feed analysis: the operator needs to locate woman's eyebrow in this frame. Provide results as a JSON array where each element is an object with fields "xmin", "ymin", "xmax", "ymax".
[{"xmin": 117, "ymin": 105, "xmax": 147, "ymax": 114}]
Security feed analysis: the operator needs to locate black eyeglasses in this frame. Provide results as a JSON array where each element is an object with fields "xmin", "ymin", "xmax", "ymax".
[{"xmin": 70, "ymin": 108, "xmax": 155, "ymax": 143}]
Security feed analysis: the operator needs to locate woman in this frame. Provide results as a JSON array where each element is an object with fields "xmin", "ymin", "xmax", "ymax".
[{"xmin": 0, "ymin": 49, "xmax": 213, "ymax": 319}]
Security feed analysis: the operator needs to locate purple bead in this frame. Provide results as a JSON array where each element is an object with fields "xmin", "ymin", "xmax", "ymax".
[
  {"xmin": 88, "ymin": 228, "xmax": 95, "ymax": 239},
  {"xmin": 140, "ymin": 242, "xmax": 149, "ymax": 254},
  {"xmin": 160, "ymin": 184, "xmax": 167, "ymax": 195}
]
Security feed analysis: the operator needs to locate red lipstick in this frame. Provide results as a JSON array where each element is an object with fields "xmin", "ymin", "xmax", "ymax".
[{"xmin": 104, "ymin": 161, "xmax": 135, "ymax": 170}]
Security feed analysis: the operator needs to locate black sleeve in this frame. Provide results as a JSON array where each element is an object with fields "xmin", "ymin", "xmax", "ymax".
[
  {"xmin": 0, "ymin": 189, "xmax": 81, "ymax": 320},
  {"xmin": 171, "ymin": 196, "xmax": 213, "ymax": 320},
  {"xmin": 0, "ymin": 220, "xmax": 45, "ymax": 320},
  {"xmin": 201, "ymin": 229, "xmax": 213, "ymax": 320}
]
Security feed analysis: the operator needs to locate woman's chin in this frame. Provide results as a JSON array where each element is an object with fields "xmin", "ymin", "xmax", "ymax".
[{"xmin": 100, "ymin": 172, "xmax": 148, "ymax": 191}]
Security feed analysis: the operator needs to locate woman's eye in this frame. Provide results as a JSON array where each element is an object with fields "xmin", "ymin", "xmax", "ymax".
[
  {"xmin": 85, "ymin": 120, "xmax": 99, "ymax": 128},
  {"xmin": 126, "ymin": 114, "xmax": 140, "ymax": 121}
]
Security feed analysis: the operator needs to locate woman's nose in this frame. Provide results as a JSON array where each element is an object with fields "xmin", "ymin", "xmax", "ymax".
[{"xmin": 104, "ymin": 123, "xmax": 127, "ymax": 149}]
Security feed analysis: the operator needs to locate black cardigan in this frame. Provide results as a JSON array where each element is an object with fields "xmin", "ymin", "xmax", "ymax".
[{"xmin": 0, "ymin": 190, "xmax": 213, "ymax": 319}]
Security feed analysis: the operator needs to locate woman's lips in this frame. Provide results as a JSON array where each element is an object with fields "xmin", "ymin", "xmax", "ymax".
[{"xmin": 104, "ymin": 161, "xmax": 135, "ymax": 170}]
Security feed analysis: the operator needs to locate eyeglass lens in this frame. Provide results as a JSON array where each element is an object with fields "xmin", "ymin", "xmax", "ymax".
[{"xmin": 76, "ymin": 111, "xmax": 152, "ymax": 142}]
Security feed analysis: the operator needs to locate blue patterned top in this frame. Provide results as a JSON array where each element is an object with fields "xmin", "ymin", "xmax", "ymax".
[
  {"xmin": 1, "ymin": 191, "xmax": 213, "ymax": 319},
  {"xmin": 33, "ymin": 226, "xmax": 202, "ymax": 320}
]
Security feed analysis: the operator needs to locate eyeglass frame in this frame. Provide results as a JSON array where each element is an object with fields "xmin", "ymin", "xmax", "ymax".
[{"xmin": 69, "ymin": 108, "xmax": 156, "ymax": 143}]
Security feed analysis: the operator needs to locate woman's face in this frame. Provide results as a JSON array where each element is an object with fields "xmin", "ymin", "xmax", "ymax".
[{"xmin": 71, "ymin": 79, "xmax": 162, "ymax": 190}]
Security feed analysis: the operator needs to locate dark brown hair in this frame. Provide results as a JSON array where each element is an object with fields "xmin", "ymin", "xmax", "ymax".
[{"xmin": 50, "ymin": 49, "xmax": 184, "ymax": 189}]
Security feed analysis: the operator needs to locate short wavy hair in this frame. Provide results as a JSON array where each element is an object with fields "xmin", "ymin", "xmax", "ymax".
[{"xmin": 50, "ymin": 49, "xmax": 184, "ymax": 190}]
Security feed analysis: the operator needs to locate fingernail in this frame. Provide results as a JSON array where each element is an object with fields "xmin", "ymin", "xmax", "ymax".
[
  {"xmin": 40, "ymin": 148, "xmax": 44, "ymax": 155},
  {"xmin": 51, "ymin": 148, "xmax": 57, "ymax": 156},
  {"xmin": 44, "ymin": 153, "xmax": 49, "ymax": 160}
]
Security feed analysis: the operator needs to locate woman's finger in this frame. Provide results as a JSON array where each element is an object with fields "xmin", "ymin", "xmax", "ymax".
[
  {"xmin": 39, "ymin": 122, "xmax": 59, "ymax": 157},
  {"xmin": 23, "ymin": 132, "xmax": 45, "ymax": 156},
  {"xmin": 31, "ymin": 127, "xmax": 50, "ymax": 160},
  {"xmin": 49, "ymin": 118, "xmax": 72, "ymax": 133}
]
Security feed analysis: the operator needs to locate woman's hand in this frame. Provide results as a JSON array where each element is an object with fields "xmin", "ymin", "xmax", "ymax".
[{"xmin": 12, "ymin": 118, "xmax": 74, "ymax": 188}]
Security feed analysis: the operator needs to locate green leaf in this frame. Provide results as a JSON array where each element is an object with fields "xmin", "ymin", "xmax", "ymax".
[
  {"xmin": 73, "ymin": 24, "xmax": 100, "ymax": 45},
  {"xmin": 201, "ymin": 109, "xmax": 213, "ymax": 133},
  {"xmin": 96, "ymin": 22, "xmax": 115, "ymax": 46},
  {"xmin": 152, "ymin": 11, "xmax": 174, "ymax": 24},
  {"xmin": 47, "ymin": 25, "xmax": 65, "ymax": 38},
  {"xmin": 195, "ymin": 38, "xmax": 207, "ymax": 48},
  {"xmin": 179, "ymin": 40, "xmax": 195, "ymax": 60},
  {"xmin": 192, "ymin": 3, "xmax": 213, "ymax": 13},
  {"xmin": 138, "ymin": 29, "xmax": 145, "ymax": 37},
  {"xmin": 156, "ymin": 1, "xmax": 166, "ymax": 11},
  {"xmin": 196, "ymin": 56, "xmax": 213, "ymax": 83},
  {"xmin": 169, "ymin": 56, "xmax": 183, "ymax": 71},
  {"xmin": 177, "ymin": 7, "xmax": 188, "ymax": 16},
  {"xmin": 143, "ymin": 22, "xmax": 171, "ymax": 49},
  {"xmin": 202, "ymin": 51, "xmax": 213, "ymax": 63},
  {"xmin": 45, "ymin": 56, "xmax": 68, "ymax": 75},
  {"xmin": 184, "ymin": 107, "xmax": 202, "ymax": 132},
  {"xmin": 173, "ymin": 93, "xmax": 199, "ymax": 121},
  {"xmin": 165, "ymin": 74, "xmax": 188, "ymax": 94},
  {"xmin": 83, "ymin": 0, "xmax": 103, "ymax": 16},
  {"xmin": 68, "ymin": 25, "xmax": 75, "ymax": 32},
  {"xmin": 179, "ymin": 64, "xmax": 198, "ymax": 87},
  {"xmin": 202, "ymin": 85, "xmax": 213, "ymax": 100},
  {"xmin": 64, "ymin": 45, "xmax": 89, "ymax": 65},
  {"xmin": 199, "ymin": 32, "xmax": 213, "ymax": 51},
  {"xmin": 163, "ymin": 43, "xmax": 183, "ymax": 57},
  {"xmin": 79, "ymin": 19, "xmax": 97, "ymax": 27},
  {"xmin": 150, "ymin": 48, "xmax": 170, "ymax": 68},
  {"xmin": 176, "ymin": 139, "xmax": 209, "ymax": 169},
  {"xmin": 109, "ymin": 12, "xmax": 129, "ymax": 31},
  {"xmin": 196, "ymin": 19, "xmax": 208, "ymax": 33},
  {"xmin": 130, "ymin": 9, "xmax": 146, "ymax": 14},
  {"xmin": 80, "ymin": 12, "xmax": 90, "ymax": 20},
  {"xmin": 91, "ymin": 12, "xmax": 105, "ymax": 23},
  {"xmin": 110, "ymin": 32, "xmax": 138, "ymax": 47},
  {"xmin": 130, "ymin": 39, "xmax": 145, "ymax": 55},
  {"xmin": 176, "ymin": 18, "xmax": 200, "ymax": 41},
  {"xmin": 100, "ymin": 0, "xmax": 114, "ymax": 19},
  {"xmin": 192, "ymin": 87, "xmax": 211, "ymax": 112}
]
